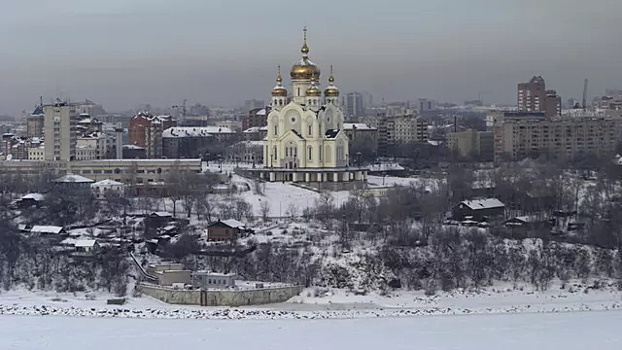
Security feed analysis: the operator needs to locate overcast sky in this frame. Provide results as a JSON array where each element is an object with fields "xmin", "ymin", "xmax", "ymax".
[{"xmin": 1, "ymin": 0, "xmax": 621, "ymax": 115}]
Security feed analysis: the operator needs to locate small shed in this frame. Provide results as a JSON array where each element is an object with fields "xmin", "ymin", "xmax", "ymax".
[
  {"xmin": 452, "ymin": 198, "xmax": 505, "ymax": 221},
  {"xmin": 74, "ymin": 239, "xmax": 99, "ymax": 252}
]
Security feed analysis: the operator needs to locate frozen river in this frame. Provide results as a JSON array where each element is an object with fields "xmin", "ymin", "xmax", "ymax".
[{"xmin": 1, "ymin": 310, "xmax": 621, "ymax": 350}]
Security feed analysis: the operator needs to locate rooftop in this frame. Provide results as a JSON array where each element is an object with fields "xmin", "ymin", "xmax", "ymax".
[
  {"xmin": 53, "ymin": 174, "xmax": 95, "ymax": 183},
  {"xmin": 460, "ymin": 198, "xmax": 505, "ymax": 210}
]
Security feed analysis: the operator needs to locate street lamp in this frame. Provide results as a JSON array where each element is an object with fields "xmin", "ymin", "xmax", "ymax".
[{"xmin": 356, "ymin": 151, "xmax": 362, "ymax": 166}]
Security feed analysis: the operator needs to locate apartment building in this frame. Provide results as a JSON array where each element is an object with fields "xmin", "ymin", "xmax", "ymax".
[
  {"xmin": 377, "ymin": 113, "xmax": 429, "ymax": 156},
  {"xmin": 491, "ymin": 111, "xmax": 620, "ymax": 162},
  {"xmin": 517, "ymin": 76, "xmax": 561, "ymax": 118},
  {"xmin": 43, "ymin": 102, "xmax": 79, "ymax": 161},
  {"xmin": 129, "ymin": 112, "xmax": 176, "ymax": 158}
]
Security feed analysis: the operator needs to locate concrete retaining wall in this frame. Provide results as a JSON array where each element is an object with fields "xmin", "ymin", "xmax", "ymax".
[{"xmin": 138, "ymin": 283, "xmax": 304, "ymax": 307}]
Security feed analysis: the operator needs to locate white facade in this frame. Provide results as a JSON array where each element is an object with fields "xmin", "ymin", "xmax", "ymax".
[
  {"xmin": 256, "ymin": 30, "xmax": 366, "ymax": 183},
  {"xmin": 91, "ymin": 179, "xmax": 125, "ymax": 198},
  {"xmin": 43, "ymin": 103, "xmax": 78, "ymax": 161}
]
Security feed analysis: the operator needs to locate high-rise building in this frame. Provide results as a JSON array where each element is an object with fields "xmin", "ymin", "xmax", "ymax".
[
  {"xmin": 43, "ymin": 102, "xmax": 79, "ymax": 161},
  {"xmin": 517, "ymin": 76, "xmax": 561, "ymax": 118},
  {"xmin": 345, "ymin": 92, "xmax": 364, "ymax": 120}
]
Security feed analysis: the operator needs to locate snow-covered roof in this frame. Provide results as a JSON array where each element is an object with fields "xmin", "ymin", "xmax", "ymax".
[
  {"xmin": 460, "ymin": 198, "xmax": 505, "ymax": 210},
  {"xmin": 53, "ymin": 174, "xmax": 94, "ymax": 183},
  {"xmin": 343, "ymin": 123, "xmax": 376, "ymax": 130},
  {"xmin": 162, "ymin": 127, "xmax": 214, "ymax": 138},
  {"xmin": 22, "ymin": 193, "xmax": 44, "ymax": 201},
  {"xmin": 31, "ymin": 225, "xmax": 64, "ymax": 234},
  {"xmin": 74, "ymin": 239, "xmax": 97, "ymax": 248},
  {"xmin": 220, "ymin": 219, "xmax": 245, "ymax": 229},
  {"xmin": 123, "ymin": 144, "xmax": 145, "ymax": 150},
  {"xmin": 243, "ymin": 127, "xmax": 265, "ymax": 133},
  {"xmin": 151, "ymin": 211, "xmax": 173, "ymax": 218},
  {"xmin": 256, "ymin": 108, "xmax": 266, "ymax": 116},
  {"xmin": 91, "ymin": 179, "xmax": 124, "ymax": 186},
  {"xmin": 163, "ymin": 126, "xmax": 233, "ymax": 138}
]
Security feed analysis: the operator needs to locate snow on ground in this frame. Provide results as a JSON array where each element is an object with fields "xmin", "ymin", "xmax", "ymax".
[
  {"xmin": 1, "ymin": 281, "xmax": 621, "ymax": 321},
  {"xmin": 231, "ymin": 174, "xmax": 351, "ymax": 217},
  {"xmin": 1, "ymin": 311, "xmax": 621, "ymax": 350}
]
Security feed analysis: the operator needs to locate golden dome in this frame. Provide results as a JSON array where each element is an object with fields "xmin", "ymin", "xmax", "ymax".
[
  {"xmin": 291, "ymin": 58, "xmax": 320, "ymax": 80},
  {"xmin": 306, "ymin": 79, "xmax": 321, "ymax": 96},
  {"xmin": 290, "ymin": 27, "xmax": 321, "ymax": 80},
  {"xmin": 272, "ymin": 66, "xmax": 288, "ymax": 97},
  {"xmin": 272, "ymin": 85, "xmax": 287, "ymax": 97},
  {"xmin": 324, "ymin": 65, "xmax": 340, "ymax": 97}
]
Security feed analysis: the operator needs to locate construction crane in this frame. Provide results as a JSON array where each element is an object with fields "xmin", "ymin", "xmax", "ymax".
[{"xmin": 582, "ymin": 78, "xmax": 588, "ymax": 110}]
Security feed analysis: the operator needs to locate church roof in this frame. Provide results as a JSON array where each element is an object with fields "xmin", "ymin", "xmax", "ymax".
[{"xmin": 325, "ymin": 129, "xmax": 340, "ymax": 139}]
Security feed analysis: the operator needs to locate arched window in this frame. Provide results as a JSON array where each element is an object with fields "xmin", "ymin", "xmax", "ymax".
[
  {"xmin": 308, "ymin": 146, "xmax": 312, "ymax": 161},
  {"xmin": 274, "ymin": 125, "xmax": 278, "ymax": 136},
  {"xmin": 308, "ymin": 124, "xmax": 312, "ymax": 136},
  {"xmin": 273, "ymin": 146, "xmax": 277, "ymax": 160}
]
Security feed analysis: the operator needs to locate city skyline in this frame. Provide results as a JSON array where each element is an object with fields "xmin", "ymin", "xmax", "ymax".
[{"xmin": 1, "ymin": 0, "xmax": 621, "ymax": 115}]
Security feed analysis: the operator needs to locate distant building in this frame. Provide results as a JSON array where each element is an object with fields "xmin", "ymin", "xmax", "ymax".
[
  {"xmin": 43, "ymin": 102, "xmax": 79, "ymax": 161},
  {"xmin": 447, "ymin": 129, "xmax": 493, "ymax": 161},
  {"xmin": 227, "ymin": 141, "xmax": 264, "ymax": 164},
  {"xmin": 377, "ymin": 113, "xmax": 429, "ymax": 156},
  {"xmin": 27, "ymin": 106, "xmax": 44, "ymax": 138},
  {"xmin": 129, "ymin": 112, "xmax": 176, "ymax": 158},
  {"xmin": 491, "ymin": 111, "xmax": 620, "ymax": 161},
  {"xmin": 242, "ymin": 126, "xmax": 268, "ymax": 141},
  {"xmin": 418, "ymin": 98, "xmax": 435, "ymax": 112},
  {"xmin": 343, "ymin": 123, "xmax": 378, "ymax": 158},
  {"xmin": 244, "ymin": 99, "xmax": 265, "ymax": 114},
  {"xmin": 76, "ymin": 132, "xmax": 115, "ymax": 160},
  {"xmin": 162, "ymin": 127, "xmax": 214, "ymax": 159},
  {"xmin": 345, "ymin": 92, "xmax": 364, "ymax": 120},
  {"xmin": 242, "ymin": 107, "xmax": 268, "ymax": 130},
  {"xmin": 517, "ymin": 76, "xmax": 561, "ymax": 117}
]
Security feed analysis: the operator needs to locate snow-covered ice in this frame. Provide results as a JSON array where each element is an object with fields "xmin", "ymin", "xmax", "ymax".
[{"xmin": 1, "ymin": 311, "xmax": 621, "ymax": 349}]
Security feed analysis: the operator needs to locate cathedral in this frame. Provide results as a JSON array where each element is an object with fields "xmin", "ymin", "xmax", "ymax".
[{"xmin": 254, "ymin": 29, "xmax": 368, "ymax": 185}]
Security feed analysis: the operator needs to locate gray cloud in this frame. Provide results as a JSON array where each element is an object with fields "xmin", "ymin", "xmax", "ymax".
[{"xmin": 1, "ymin": 0, "xmax": 621, "ymax": 114}]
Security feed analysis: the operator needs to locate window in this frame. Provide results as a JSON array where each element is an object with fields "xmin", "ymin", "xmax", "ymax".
[
  {"xmin": 274, "ymin": 125, "xmax": 278, "ymax": 135},
  {"xmin": 308, "ymin": 125, "xmax": 312, "ymax": 136},
  {"xmin": 308, "ymin": 146, "xmax": 312, "ymax": 161},
  {"xmin": 319, "ymin": 145, "xmax": 323, "ymax": 161}
]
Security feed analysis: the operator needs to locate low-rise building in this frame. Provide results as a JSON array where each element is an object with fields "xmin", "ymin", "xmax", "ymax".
[
  {"xmin": 191, "ymin": 272, "xmax": 236, "ymax": 289},
  {"xmin": 91, "ymin": 179, "xmax": 125, "ymax": 198},
  {"xmin": 207, "ymin": 219, "xmax": 246, "ymax": 241},
  {"xmin": 227, "ymin": 141, "xmax": 264, "ymax": 164},
  {"xmin": 452, "ymin": 198, "xmax": 505, "ymax": 221}
]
